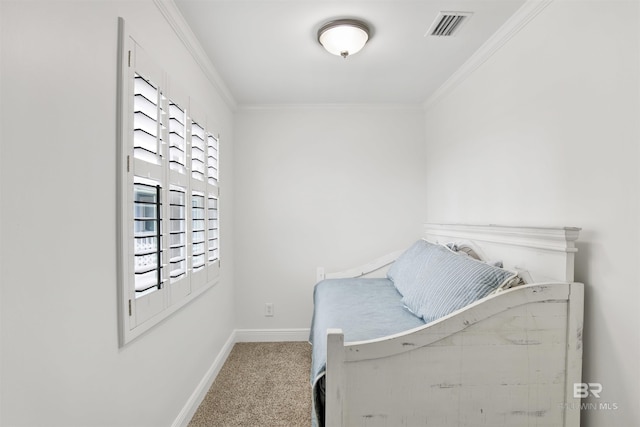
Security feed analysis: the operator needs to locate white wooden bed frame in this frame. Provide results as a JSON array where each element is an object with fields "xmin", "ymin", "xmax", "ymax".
[{"xmin": 317, "ymin": 223, "xmax": 584, "ymax": 427}]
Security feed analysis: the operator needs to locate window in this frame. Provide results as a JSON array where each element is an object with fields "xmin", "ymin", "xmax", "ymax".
[{"xmin": 117, "ymin": 19, "xmax": 221, "ymax": 345}]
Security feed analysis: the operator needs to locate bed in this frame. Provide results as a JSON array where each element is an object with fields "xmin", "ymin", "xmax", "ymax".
[{"xmin": 309, "ymin": 223, "xmax": 584, "ymax": 427}]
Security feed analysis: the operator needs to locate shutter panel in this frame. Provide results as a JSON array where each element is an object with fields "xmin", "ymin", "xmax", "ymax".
[
  {"xmin": 133, "ymin": 74, "xmax": 160, "ymax": 163},
  {"xmin": 169, "ymin": 186, "xmax": 187, "ymax": 280},
  {"xmin": 129, "ymin": 59, "xmax": 166, "ymax": 327},
  {"xmin": 206, "ymin": 132, "xmax": 220, "ymax": 274},
  {"xmin": 191, "ymin": 192, "xmax": 206, "ymax": 270},
  {"xmin": 207, "ymin": 133, "xmax": 219, "ymax": 186},
  {"xmin": 191, "ymin": 121, "xmax": 206, "ymax": 181},
  {"xmin": 168, "ymin": 100, "xmax": 186, "ymax": 172},
  {"xmin": 133, "ymin": 182, "xmax": 162, "ymax": 296},
  {"xmin": 132, "ymin": 70, "xmax": 164, "ymax": 301},
  {"xmin": 208, "ymin": 194, "xmax": 219, "ymax": 262}
]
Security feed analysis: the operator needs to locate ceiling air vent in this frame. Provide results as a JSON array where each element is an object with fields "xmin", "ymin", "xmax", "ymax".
[{"xmin": 426, "ymin": 12, "xmax": 472, "ymax": 37}]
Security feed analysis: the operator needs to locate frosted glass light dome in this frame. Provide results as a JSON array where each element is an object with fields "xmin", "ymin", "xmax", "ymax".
[{"xmin": 318, "ymin": 19, "xmax": 370, "ymax": 58}]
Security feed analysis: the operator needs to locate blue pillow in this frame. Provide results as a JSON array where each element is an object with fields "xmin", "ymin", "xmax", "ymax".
[
  {"xmin": 387, "ymin": 240, "xmax": 434, "ymax": 297},
  {"xmin": 397, "ymin": 241, "xmax": 515, "ymax": 323}
]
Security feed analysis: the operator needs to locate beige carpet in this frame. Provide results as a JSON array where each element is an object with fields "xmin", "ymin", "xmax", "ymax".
[{"xmin": 188, "ymin": 342, "xmax": 312, "ymax": 427}]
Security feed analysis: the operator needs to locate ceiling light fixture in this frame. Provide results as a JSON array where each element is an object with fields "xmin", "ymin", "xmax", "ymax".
[{"xmin": 317, "ymin": 19, "xmax": 370, "ymax": 59}]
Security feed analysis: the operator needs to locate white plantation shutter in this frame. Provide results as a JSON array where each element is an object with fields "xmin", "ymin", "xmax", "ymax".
[
  {"xmin": 117, "ymin": 19, "xmax": 221, "ymax": 345},
  {"xmin": 205, "ymin": 131, "xmax": 220, "ymax": 282},
  {"xmin": 132, "ymin": 71, "xmax": 165, "ymax": 303},
  {"xmin": 127, "ymin": 55, "xmax": 167, "ymax": 329},
  {"xmin": 166, "ymin": 92, "xmax": 190, "ymax": 299},
  {"xmin": 189, "ymin": 115, "xmax": 208, "ymax": 289},
  {"xmin": 132, "ymin": 71, "xmax": 164, "ymax": 301},
  {"xmin": 207, "ymin": 131, "xmax": 220, "ymax": 258}
]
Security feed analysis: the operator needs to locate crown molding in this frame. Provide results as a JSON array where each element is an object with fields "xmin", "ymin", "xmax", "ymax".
[
  {"xmin": 423, "ymin": 0, "xmax": 553, "ymax": 111},
  {"xmin": 237, "ymin": 103, "xmax": 426, "ymax": 112},
  {"xmin": 153, "ymin": 0, "xmax": 238, "ymax": 111}
]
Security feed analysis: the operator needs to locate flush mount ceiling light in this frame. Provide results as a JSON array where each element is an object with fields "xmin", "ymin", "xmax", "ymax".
[{"xmin": 317, "ymin": 19, "xmax": 370, "ymax": 58}]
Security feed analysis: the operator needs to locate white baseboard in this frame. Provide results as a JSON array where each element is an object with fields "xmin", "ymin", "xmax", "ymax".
[
  {"xmin": 173, "ymin": 328, "xmax": 310, "ymax": 427},
  {"xmin": 235, "ymin": 328, "xmax": 310, "ymax": 342},
  {"xmin": 171, "ymin": 330, "xmax": 237, "ymax": 427}
]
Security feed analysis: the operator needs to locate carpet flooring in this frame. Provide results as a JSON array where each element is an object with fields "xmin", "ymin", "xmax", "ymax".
[{"xmin": 188, "ymin": 342, "xmax": 312, "ymax": 427}]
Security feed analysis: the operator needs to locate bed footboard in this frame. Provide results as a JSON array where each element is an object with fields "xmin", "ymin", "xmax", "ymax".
[{"xmin": 324, "ymin": 282, "xmax": 584, "ymax": 427}]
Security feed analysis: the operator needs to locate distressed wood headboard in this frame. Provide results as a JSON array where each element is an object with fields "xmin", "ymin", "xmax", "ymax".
[{"xmin": 423, "ymin": 223, "xmax": 581, "ymax": 283}]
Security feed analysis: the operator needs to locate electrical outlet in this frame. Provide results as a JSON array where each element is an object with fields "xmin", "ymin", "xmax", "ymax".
[{"xmin": 265, "ymin": 303, "xmax": 274, "ymax": 317}]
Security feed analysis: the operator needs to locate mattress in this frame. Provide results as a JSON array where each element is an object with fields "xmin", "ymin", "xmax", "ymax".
[{"xmin": 309, "ymin": 278, "xmax": 425, "ymax": 426}]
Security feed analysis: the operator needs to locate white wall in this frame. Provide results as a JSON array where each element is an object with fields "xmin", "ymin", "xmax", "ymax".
[
  {"xmin": 234, "ymin": 106, "xmax": 426, "ymax": 330},
  {"xmin": 423, "ymin": 1, "xmax": 639, "ymax": 425},
  {"xmin": 0, "ymin": 1, "xmax": 3, "ymax": 423},
  {"xmin": 0, "ymin": 1, "xmax": 235, "ymax": 426}
]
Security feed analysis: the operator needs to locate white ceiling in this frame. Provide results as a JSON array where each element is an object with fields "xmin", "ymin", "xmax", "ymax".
[{"xmin": 174, "ymin": 0, "xmax": 526, "ymax": 106}]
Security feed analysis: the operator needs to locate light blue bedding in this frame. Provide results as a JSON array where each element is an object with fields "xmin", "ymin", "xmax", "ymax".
[{"xmin": 309, "ymin": 278, "xmax": 425, "ymax": 426}]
